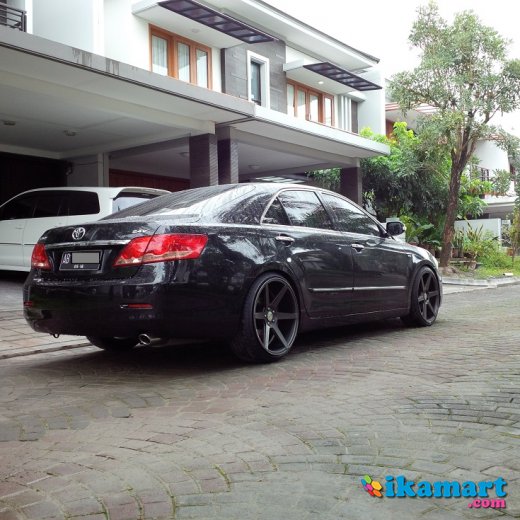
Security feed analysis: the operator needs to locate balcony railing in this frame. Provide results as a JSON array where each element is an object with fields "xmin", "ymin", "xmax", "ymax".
[
  {"xmin": 0, "ymin": 4, "xmax": 27, "ymax": 32},
  {"xmin": 479, "ymin": 167, "xmax": 490, "ymax": 182}
]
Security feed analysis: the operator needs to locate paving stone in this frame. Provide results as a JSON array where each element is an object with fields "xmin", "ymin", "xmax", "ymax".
[{"xmin": 0, "ymin": 286, "xmax": 519, "ymax": 519}]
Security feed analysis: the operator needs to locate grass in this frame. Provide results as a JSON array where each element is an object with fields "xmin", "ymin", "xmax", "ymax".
[
  {"xmin": 457, "ymin": 256, "xmax": 520, "ymax": 279},
  {"xmin": 475, "ymin": 264, "xmax": 520, "ymax": 278}
]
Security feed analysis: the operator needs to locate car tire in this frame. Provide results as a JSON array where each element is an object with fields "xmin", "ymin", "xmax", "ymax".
[
  {"xmin": 86, "ymin": 336, "xmax": 139, "ymax": 352},
  {"xmin": 230, "ymin": 273, "xmax": 299, "ymax": 363},
  {"xmin": 401, "ymin": 266, "xmax": 441, "ymax": 327}
]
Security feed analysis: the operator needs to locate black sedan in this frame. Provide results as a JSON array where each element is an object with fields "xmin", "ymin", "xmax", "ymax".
[{"xmin": 24, "ymin": 183, "xmax": 442, "ymax": 363}]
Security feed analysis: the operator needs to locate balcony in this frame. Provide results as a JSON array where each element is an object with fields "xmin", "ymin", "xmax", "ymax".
[{"xmin": 0, "ymin": 4, "xmax": 27, "ymax": 31}]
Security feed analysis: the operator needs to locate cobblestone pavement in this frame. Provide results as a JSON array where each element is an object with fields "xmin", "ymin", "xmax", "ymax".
[{"xmin": 0, "ymin": 286, "xmax": 519, "ymax": 519}]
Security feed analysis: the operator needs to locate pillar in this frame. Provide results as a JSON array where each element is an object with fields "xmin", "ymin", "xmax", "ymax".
[
  {"xmin": 340, "ymin": 166, "xmax": 362, "ymax": 205},
  {"xmin": 189, "ymin": 134, "xmax": 219, "ymax": 188}
]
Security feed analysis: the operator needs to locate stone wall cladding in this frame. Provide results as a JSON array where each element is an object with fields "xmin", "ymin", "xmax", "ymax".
[{"xmin": 221, "ymin": 40, "xmax": 287, "ymax": 113}]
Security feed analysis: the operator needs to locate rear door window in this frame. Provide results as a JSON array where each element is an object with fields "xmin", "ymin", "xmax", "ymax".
[{"xmin": 278, "ymin": 190, "xmax": 333, "ymax": 230}]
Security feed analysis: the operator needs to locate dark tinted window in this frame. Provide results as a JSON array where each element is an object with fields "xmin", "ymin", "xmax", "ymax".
[
  {"xmin": 278, "ymin": 190, "xmax": 333, "ymax": 229},
  {"xmin": 263, "ymin": 198, "xmax": 290, "ymax": 225},
  {"xmin": 0, "ymin": 193, "xmax": 39, "ymax": 220},
  {"xmin": 65, "ymin": 192, "xmax": 100, "ymax": 216},
  {"xmin": 33, "ymin": 192, "xmax": 65, "ymax": 218},
  {"xmin": 320, "ymin": 193, "xmax": 381, "ymax": 236}
]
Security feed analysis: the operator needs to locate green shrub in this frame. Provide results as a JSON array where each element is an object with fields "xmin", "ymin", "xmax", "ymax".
[{"xmin": 479, "ymin": 248, "xmax": 513, "ymax": 268}]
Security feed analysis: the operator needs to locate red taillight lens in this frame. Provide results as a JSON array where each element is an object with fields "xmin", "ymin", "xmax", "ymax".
[
  {"xmin": 31, "ymin": 243, "xmax": 51, "ymax": 270},
  {"xmin": 113, "ymin": 234, "xmax": 208, "ymax": 267}
]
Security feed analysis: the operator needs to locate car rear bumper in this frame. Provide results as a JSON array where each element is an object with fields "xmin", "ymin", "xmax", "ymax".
[{"xmin": 23, "ymin": 279, "xmax": 241, "ymax": 340}]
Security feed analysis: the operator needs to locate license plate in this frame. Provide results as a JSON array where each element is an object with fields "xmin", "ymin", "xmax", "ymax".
[{"xmin": 60, "ymin": 251, "xmax": 101, "ymax": 271}]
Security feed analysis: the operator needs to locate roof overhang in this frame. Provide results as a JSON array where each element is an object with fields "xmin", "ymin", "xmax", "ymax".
[
  {"xmin": 284, "ymin": 60, "xmax": 370, "ymax": 98},
  {"xmin": 158, "ymin": 0, "xmax": 277, "ymax": 43},
  {"xmin": 303, "ymin": 62, "xmax": 381, "ymax": 92}
]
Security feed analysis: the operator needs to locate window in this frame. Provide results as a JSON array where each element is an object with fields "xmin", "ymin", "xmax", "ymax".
[
  {"xmin": 337, "ymin": 96, "xmax": 359, "ymax": 132},
  {"xmin": 263, "ymin": 198, "xmax": 290, "ymax": 225},
  {"xmin": 150, "ymin": 27, "xmax": 211, "ymax": 88},
  {"xmin": 33, "ymin": 193, "xmax": 65, "ymax": 218},
  {"xmin": 0, "ymin": 191, "xmax": 101, "ymax": 221},
  {"xmin": 247, "ymin": 51, "xmax": 270, "ymax": 107},
  {"xmin": 287, "ymin": 81, "xmax": 334, "ymax": 126},
  {"xmin": 0, "ymin": 193, "xmax": 38, "ymax": 220},
  {"xmin": 278, "ymin": 190, "xmax": 333, "ymax": 229},
  {"xmin": 65, "ymin": 192, "xmax": 100, "ymax": 216},
  {"xmin": 151, "ymin": 35, "xmax": 168, "ymax": 76},
  {"xmin": 250, "ymin": 61, "xmax": 262, "ymax": 105},
  {"xmin": 320, "ymin": 193, "xmax": 381, "ymax": 236}
]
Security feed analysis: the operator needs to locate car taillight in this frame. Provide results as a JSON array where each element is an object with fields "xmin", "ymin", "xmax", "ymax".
[
  {"xmin": 113, "ymin": 234, "xmax": 208, "ymax": 267},
  {"xmin": 31, "ymin": 243, "xmax": 51, "ymax": 270}
]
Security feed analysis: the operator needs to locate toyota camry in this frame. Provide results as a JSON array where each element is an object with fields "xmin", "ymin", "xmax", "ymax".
[{"xmin": 23, "ymin": 183, "xmax": 442, "ymax": 362}]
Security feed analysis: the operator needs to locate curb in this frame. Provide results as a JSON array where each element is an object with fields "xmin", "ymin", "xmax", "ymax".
[
  {"xmin": 443, "ymin": 277, "xmax": 520, "ymax": 288},
  {"xmin": 0, "ymin": 342, "xmax": 92, "ymax": 360}
]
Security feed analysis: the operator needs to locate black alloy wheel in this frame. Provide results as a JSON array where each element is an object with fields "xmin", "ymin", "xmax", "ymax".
[
  {"xmin": 402, "ymin": 266, "xmax": 441, "ymax": 327},
  {"xmin": 86, "ymin": 336, "xmax": 139, "ymax": 352},
  {"xmin": 231, "ymin": 273, "xmax": 299, "ymax": 363}
]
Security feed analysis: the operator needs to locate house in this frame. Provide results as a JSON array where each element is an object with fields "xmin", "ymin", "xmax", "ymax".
[{"xmin": 0, "ymin": 0, "xmax": 389, "ymax": 205}]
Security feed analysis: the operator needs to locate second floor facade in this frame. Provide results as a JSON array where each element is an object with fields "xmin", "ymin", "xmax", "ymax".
[{"xmin": 3, "ymin": 0, "xmax": 385, "ymax": 136}]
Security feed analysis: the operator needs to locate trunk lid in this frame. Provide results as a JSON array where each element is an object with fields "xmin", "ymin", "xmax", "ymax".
[{"xmin": 39, "ymin": 219, "xmax": 160, "ymax": 280}]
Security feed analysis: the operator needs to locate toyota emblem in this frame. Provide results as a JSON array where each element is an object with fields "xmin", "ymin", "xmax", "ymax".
[{"xmin": 72, "ymin": 227, "xmax": 86, "ymax": 240}]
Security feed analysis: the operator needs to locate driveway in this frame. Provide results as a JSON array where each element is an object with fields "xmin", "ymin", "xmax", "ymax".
[{"xmin": 0, "ymin": 278, "xmax": 519, "ymax": 519}]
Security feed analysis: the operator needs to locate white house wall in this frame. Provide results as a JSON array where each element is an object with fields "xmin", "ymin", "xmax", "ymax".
[
  {"xmin": 32, "ymin": 0, "xmax": 102, "ymax": 54},
  {"xmin": 104, "ymin": 0, "xmax": 149, "ymax": 69},
  {"xmin": 474, "ymin": 140, "xmax": 510, "ymax": 172},
  {"xmin": 356, "ymin": 68, "xmax": 385, "ymax": 135}
]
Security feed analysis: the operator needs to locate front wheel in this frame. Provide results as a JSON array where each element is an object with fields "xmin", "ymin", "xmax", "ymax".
[
  {"xmin": 230, "ymin": 273, "xmax": 299, "ymax": 363},
  {"xmin": 86, "ymin": 336, "xmax": 139, "ymax": 352},
  {"xmin": 401, "ymin": 266, "xmax": 441, "ymax": 327}
]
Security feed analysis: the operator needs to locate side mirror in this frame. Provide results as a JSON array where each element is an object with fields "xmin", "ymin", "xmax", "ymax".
[{"xmin": 386, "ymin": 221, "xmax": 405, "ymax": 237}]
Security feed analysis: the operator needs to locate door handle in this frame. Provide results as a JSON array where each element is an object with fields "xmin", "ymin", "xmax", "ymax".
[
  {"xmin": 275, "ymin": 234, "xmax": 295, "ymax": 245},
  {"xmin": 351, "ymin": 243, "xmax": 365, "ymax": 252}
]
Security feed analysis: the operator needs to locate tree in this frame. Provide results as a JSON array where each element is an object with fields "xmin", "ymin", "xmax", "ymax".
[
  {"xmin": 389, "ymin": 2, "xmax": 520, "ymax": 267},
  {"xmin": 307, "ymin": 167, "xmax": 340, "ymax": 191},
  {"xmin": 360, "ymin": 122, "xmax": 449, "ymax": 222}
]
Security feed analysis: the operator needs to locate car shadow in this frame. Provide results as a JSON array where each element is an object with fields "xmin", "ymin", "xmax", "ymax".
[{"xmin": 28, "ymin": 318, "xmax": 406, "ymax": 377}]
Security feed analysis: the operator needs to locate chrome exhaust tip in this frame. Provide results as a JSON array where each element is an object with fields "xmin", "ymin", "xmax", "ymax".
[{"xmin": 138, "ymin": 334, "xmax": 164, "ymax": 346}]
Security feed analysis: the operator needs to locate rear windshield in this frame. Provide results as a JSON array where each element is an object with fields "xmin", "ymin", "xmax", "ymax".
[{"xmin": 106, "ymin": 185, "xmax": 254, "ymax": 220}]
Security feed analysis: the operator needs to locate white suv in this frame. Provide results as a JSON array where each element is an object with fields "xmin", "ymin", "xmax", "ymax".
[{"xmin": 0, "ymin": 186, "xmax": 169, "ymax": 271}]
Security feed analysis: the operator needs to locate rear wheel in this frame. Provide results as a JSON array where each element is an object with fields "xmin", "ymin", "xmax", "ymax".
[
  {"xmin": 86, "ymin": 336, "xmax": 138, "ymax": 352},
  {"xmin": 401, "ymin": 266, "xmax": 441, "ymax": 327},
  {"xmin": 231, "ymin": 273, "xmax": 299, "ymax": 363}
]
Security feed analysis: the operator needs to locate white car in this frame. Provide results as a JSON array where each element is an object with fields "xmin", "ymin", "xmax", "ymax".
[{"xmin": 0, "ymin": 186, "xmax": 169, "ymax": 271}]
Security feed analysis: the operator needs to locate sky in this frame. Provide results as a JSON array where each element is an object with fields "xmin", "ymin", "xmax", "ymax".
[{"xmin": 265, "ymin": 0, "xmax": 520, "ymax": 135}]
